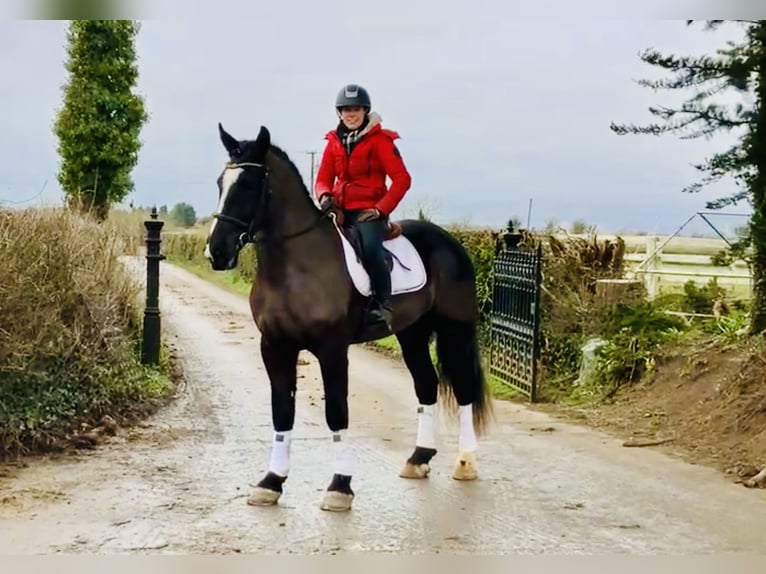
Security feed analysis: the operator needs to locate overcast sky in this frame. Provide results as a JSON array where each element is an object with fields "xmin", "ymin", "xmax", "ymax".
[{"xmin": 0, "ymin": 15, "xmax": 753, "ymax": 235}]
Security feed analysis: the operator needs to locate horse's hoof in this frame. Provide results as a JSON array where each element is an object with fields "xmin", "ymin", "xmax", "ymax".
[
  {"xmin": 247, "ymin": 486, "xmax": 281, "ymax": 506},
  {"xmin": 320, "ymin": 490, "xmax": 354, "ymax": 512},
  {"xmin": 452, "ymin": 451, "xmax": 478, "ymax": 481},
  {"xmin": 400, "ymin": 446, "xmax": 437, "ymax": 479},
  {"xmin": 399, "ymin": 461, "xmax": 431, "ymax": 479}
]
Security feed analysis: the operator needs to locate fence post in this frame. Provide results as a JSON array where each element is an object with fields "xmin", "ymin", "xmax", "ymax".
[
  {"xmin": 141, "ymin": 206, "xmax": 165, "ymax": 365},
  {"xmin": 645, "ymin": 235, "xmax": 660, "ymax": 299}
]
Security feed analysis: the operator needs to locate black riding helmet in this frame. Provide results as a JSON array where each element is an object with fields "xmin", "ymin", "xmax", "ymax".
[{"xmin": 335, "ymin": 84, "xmax": 371, "ymax": 111}]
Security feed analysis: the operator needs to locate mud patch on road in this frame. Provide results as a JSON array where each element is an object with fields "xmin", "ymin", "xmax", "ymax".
[{"xmin": 0, "ymin": 487, "xmax": 68, "ymax": 511}]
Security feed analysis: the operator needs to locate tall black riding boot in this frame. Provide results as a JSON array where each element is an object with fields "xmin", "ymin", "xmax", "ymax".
[
  {"xmin": 367, "ymin": 269, "xmax": 393, "ymax": 330},
  {"xmin": 356, "ymin": 217, "xmax": 394, "ymax": 330},
  {"xmin": 367, "ymin": 298, "xmax": 393, "ymax": 330}
]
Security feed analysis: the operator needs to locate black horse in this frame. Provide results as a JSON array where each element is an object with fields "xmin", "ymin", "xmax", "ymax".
[{"xmin": 204, "ymin": 123, "xmax": 493, "ymax": 512}]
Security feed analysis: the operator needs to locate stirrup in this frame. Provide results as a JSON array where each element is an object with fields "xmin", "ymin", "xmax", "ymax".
[{"xmin": 367, "ymin": 299, "xmax": 393, "ymax": 329}]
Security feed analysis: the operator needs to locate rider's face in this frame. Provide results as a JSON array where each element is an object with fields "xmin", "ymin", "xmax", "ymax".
[{"xmin": 339, "ymin": 106, "xmax": 366, "ymax": 130}]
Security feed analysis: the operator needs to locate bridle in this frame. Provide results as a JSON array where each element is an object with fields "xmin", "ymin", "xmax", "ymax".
[{"xmin": 213, "ymin": 160, "xmax": 331, "ymax": 247}]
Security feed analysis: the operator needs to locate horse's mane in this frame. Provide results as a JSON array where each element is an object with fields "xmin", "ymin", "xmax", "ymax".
[{"xmin": 266, "ymin": 143, "xmax": 314, "ymax": 200}]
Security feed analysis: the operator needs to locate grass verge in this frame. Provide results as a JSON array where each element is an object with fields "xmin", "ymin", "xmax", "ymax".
[{"xmin": 168, "ymin": 258, "xmax": 253, "ymax": 298}]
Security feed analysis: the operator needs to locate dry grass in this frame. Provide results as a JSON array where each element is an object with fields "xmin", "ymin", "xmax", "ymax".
[
  {"xmin": 0, "ymin": 207, "xmax": 173, "ymax": 456},
  {"xmin": 105, "ymin": 207, "xmax": 150, "ymax": 256},
  {"xmin": 0, "ymin": 208, "xmax": 139, "ymax": 361}
]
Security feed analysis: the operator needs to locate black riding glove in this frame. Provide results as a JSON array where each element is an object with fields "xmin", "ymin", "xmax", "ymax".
[
  {"xmin": 320, "ymin": 195, "xmax": 345, "ymax": 226},
  {"xmin": 319, "ymin": 194, "xmax": 337, "ymax": 211}
]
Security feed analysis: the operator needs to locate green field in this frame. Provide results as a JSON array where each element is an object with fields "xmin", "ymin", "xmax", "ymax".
[
  {"xmin": 560, "ymin": 232, "xmax": 752, "ymax": 300},
  {"xmin": 620, "ymin": 235, "xmax": 751, "ymax": 300}
]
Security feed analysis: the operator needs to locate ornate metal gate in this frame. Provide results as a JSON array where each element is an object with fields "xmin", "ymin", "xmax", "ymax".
[{"xmin": 489, "ymin": 234, "xmax": 543, "ymax": 402}]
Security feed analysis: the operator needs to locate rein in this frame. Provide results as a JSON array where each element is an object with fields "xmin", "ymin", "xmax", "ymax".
[{"xmin": 213, "ymin": 160, "xmax": 331, "ymax": 247}]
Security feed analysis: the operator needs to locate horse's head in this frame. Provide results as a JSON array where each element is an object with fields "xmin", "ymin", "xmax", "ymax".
[{"xmin": 205, "ymin": 123, "xmax": 271, "ymax": 270}]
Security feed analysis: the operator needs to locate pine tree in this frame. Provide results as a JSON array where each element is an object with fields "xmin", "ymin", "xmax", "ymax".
[
  {"xmin": 611, "ymin": 20, "xmax": 766, "ymax": 334},
  {"xmin": 53, "ymin": 20, "xmax": 148, "ymax": 220}
]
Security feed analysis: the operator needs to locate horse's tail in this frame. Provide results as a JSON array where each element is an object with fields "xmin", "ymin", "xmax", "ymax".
[{"xmin": 433, "ymin": 315, "xmax": 494, "ymax": 437}]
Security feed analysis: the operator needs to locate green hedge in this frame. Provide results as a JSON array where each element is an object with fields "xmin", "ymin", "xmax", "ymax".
[
  {"xmin": 445, "ymin": 226, "xmax": 498, "ymax": 320},
  {"xmin": 163, "ymin": 231, "xmax": 257, "ymax": 285}
]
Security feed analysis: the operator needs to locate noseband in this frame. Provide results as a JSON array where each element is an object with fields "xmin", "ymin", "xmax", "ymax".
[{"xmin": 213, "ymin": 160, "xmax": 330, "ymax": 246}]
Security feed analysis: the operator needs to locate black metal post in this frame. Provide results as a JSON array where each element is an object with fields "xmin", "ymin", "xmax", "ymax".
[
  {"xmin": 501, "ymin": 231, "xmax": 523, "ymax": 250},
  {"xmin": 530, "ymin": 241, "xmax": 543, "ymax": 403},
  {"xmin": 141, "ymin": 206, "xmax": 165, "ymax": 365}
]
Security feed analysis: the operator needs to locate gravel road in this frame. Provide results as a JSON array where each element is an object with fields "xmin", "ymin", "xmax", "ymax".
[{"xmin": 1, "ymin": 260, "xmax": 765, "ymax": 554}]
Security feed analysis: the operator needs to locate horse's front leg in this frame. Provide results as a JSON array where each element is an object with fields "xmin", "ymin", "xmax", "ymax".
[
  {"xmin": 316, "ymin": 341, "xmax": 354, "ymax": 512},
  {"xmin": 247, "ymin": 336, "xmax": 299, "ymax": 506}
]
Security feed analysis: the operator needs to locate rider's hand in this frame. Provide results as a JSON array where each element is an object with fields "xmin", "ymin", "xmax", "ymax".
[
  {"xmin": 320, "ymin": 195, "xmax": 345, "ymax": 226},
  {"xmin": 319, "ymin": 194, "xmax": 336, "ymax": 211}
]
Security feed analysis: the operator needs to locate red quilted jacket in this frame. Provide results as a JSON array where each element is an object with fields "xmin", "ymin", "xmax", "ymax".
[{"xmin": 314, "ymin": 113, "xmax": 412, "ymax": 216}]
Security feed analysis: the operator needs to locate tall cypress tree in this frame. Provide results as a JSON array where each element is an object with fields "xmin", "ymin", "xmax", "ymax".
[
  {"xmin": 611, "ymin": 20, "xmax": 766, "ymax": 334},
  {"xmin": 53, "ymin": 20, "xmax": 148, "ymax": 220}
]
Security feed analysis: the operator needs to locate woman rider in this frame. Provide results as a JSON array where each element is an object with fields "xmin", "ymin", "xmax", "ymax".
[{"xmin": 314, "ymin": 83, "xmax": 412, "ymax": 330}]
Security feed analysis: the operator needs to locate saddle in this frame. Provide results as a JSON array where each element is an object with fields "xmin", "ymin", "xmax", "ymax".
[
  {"xmin": 339, "ymin": 220, "xmax": 402, "ymax": 273},
  {"xmin": 332, "ymin": 215, "xmax": 428, "ymax": 334}
]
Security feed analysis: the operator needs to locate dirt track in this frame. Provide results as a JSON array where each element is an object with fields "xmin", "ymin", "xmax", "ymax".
[{"xmin": 1, "ymin": 260, "xmax": 766, "ymax": 554}]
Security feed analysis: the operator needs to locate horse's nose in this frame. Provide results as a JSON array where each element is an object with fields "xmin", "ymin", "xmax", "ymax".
[{"xmin": 204, "ymin": 243, "xmax": 213, "ymax": 261}]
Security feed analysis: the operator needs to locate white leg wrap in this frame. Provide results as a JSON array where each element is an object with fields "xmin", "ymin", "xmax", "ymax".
[
  {"xmin": 268, "ymin": 430, "xmax": 292, "ymax": 477},
  {"xmin": 458, "ymin": 404, "xmax": 477, "ymax": 452},
  {"xmin": 416, "ymin": 404, "xmax": 436, "ymax": 449},
  {"xmin": 332, "ymin": 430, "xmax": 355, "ymax": 476}
]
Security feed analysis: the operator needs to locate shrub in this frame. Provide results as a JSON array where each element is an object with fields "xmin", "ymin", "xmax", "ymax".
[
  {"xmin": 681, "ymin": 278, "xmax": 727, "ymax": 314},
  {"xmin": 513, "ymin": 230, "xmax": 631, "ymax": 399},
  {"xmin": 590, "ymin": 298, "xmax": 687, "ymax": 399},
  {"xmin": 0, "ymin": 207, "xmax": 172, "ymax": 455}
]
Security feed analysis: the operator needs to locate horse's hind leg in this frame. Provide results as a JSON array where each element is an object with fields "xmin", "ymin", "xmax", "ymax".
[
  {"xmin": 434, "ymin": 316, "xmax": 493, "ymax": 481},
  {"xmin": 315, "ymin": 340, "xmax": 355, "ymax": 512},
  {"xmin": 396, "ymin": 315, "xmax": 439, "ymax": 479},
  {"xmin": 247, "ymin": 337, "xmax": 299, "ymax": 507}
]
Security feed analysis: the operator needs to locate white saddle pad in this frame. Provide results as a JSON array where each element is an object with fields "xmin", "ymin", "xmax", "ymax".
[{"xmin": 336, "ymin": 224, "xmax": 427, "ymax": 297}]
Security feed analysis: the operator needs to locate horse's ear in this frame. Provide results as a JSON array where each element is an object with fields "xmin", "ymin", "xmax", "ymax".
[
  {"xmin": 218, "ymin": 122, "xmax": 240, "ymax": 156},
  {"xmin": 253, "ymin": 125, "xmax": 270, "ymax": 158}
]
